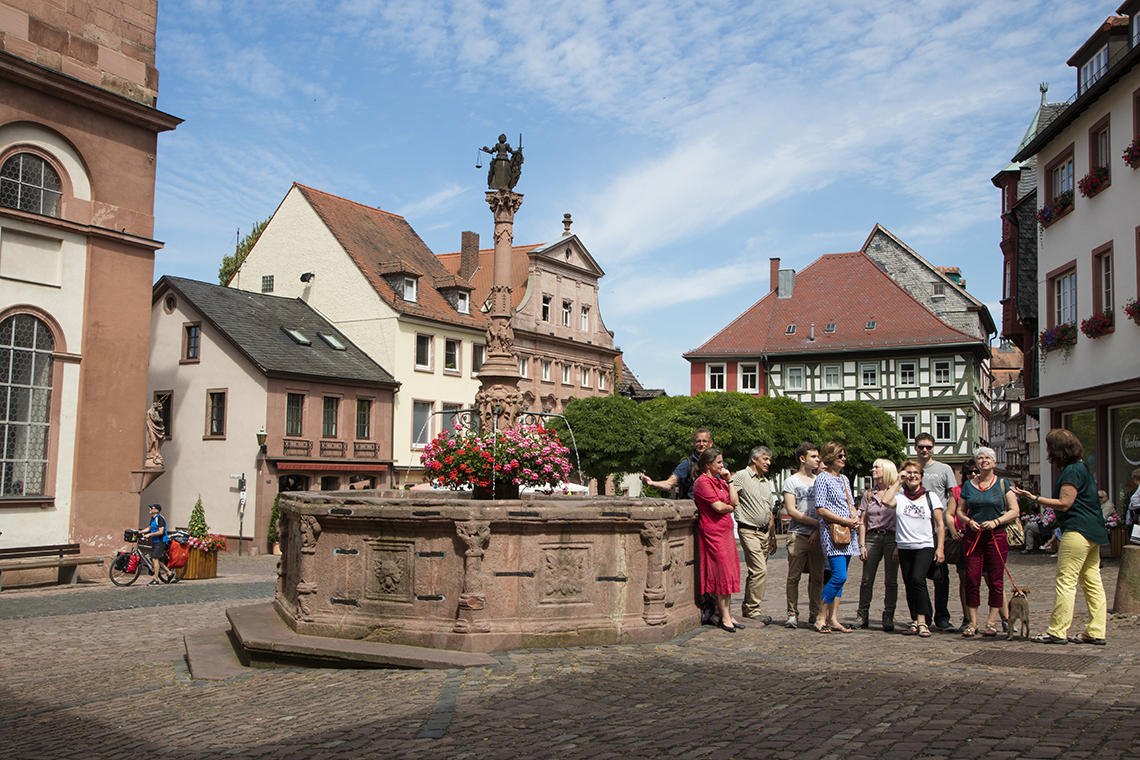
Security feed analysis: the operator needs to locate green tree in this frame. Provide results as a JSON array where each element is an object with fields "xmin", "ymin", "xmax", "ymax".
[
  {"xmin": 636, "ymin": 392, "xmax": 774, "ymax": 475},
  {"xmin": 218, "ymin": 217, "xmax": 270, "ymax": 285},
  {"xmin": 267, "ymin": 492, "xmax": 281, "ymax": 547},
  {"xmin": 188, "ymin": 495, "xmax": 210, "ymax": 539},
  {"xmin": 755, "ymin": 395, "xmax": 824, "ymax": 472},
  {"xmin": 553, "ymin": 395, "xmax": 648, "ymax": 492},
  {"xmin": 813, "ymin": 400, "xmax": 907, "ymax": 478}
]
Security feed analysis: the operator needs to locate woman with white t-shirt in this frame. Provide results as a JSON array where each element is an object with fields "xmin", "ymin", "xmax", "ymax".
[{"xmin": 892, "ymin": 459, "xmax": 945, "ymax": 638}]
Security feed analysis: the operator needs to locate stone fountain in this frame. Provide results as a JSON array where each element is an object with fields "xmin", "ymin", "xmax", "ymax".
[{"xmin": 239, "ymin": 137, "xmax": 699, "ymax": 662}]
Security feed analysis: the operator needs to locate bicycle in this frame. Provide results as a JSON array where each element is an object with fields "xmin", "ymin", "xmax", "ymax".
[{"xmin": 109, "ymin": 529, "xmax": 186, "ymax": 586}]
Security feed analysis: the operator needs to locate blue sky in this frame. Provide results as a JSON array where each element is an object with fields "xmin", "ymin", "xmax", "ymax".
[{"xmin": 153, "ymin": 0, "xmax": 1114, "ymax": 395}]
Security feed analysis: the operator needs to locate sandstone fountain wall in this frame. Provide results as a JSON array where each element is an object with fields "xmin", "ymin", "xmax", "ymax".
[{"xmin": 275, "ymin": 491, "xmax": 701, "ymax": 653}]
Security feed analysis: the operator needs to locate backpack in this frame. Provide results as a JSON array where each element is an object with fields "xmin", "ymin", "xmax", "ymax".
[{"xmin": 167, "ymin": 538, "xmax": 189, "ymax": 569}]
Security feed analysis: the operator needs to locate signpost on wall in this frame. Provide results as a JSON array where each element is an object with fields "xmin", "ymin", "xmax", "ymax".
[{"xmin": 231, "ymin": 473, "xmax": 246, "ymax": 556}]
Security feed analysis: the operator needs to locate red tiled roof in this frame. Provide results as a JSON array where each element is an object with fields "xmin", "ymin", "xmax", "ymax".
[
  {"xmin": 436, "ymin": 244, "xmax": 541, "ymax": 309},
  {"xmin": 294, "ymin": 183, "xmax": 487, "ymax": 331},
  {"xmin": 684, "ymin": 250, "xmax": 983, "ymax": 358}
]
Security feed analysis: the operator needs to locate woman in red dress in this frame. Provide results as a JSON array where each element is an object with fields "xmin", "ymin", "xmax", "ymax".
[{"xmin": 692, "ymin": 448, "xmax": 742, "ymax": 632}]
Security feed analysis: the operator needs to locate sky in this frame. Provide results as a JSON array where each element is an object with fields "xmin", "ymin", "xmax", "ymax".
[{"xmin": 152, "ymin": 0, "xmax": 1115, "ymax": 395}]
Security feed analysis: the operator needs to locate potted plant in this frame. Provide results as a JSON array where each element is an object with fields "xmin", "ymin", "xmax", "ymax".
[
  {"xmin": 1125, "ymin": 297, "xmax": 1140, "ymax": 326},
  {"xmin": 267, "ymin": 492, "xmax": 280, "ymax": 554},
  {"xmin": 1080, "ymin": 309, "xmax": 1113, "ymax": 339},
  {"xmin": 419, "ymin": 423, "xmax": 573, "ymax": 499},
  {"xmin": 1124, "ymin": 136, "xmax": 1140, "ymax": 169},
  {"xmin": 1038, "ymin": 322, "xmax": 1077, "ymax": 366},
  {"xmin": 1077, "ymin": 165, "xmax": 1109, "ymax": 197},
  {"xmin": 184, "ymin": 495, "xmax": 226, "ymax": 579},
  {"xmin": 1035, "ymin": 190, "xmax": 1073, "ymax": 226}
]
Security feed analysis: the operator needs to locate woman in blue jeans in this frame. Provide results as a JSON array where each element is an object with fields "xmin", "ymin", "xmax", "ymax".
[{"xmin": 815, "ymin": 441, "xmax": 860, "ymax": 633}]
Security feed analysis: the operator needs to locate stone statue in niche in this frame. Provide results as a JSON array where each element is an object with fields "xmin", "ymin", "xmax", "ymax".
[
  {"xmin": 480, "ymin": 134, "xmax": 523, "ymax": 190},
  {"xmin": 144, "ymin": 398, "xmax": 165, "ymax": 467}
]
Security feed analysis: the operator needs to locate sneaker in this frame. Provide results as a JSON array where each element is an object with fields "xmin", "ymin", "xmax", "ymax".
[
  {"xmin": 746, "ymin": 614, "xmax": 773, "ymax": 626},
  {"xmin": 147, "ymin": 580, "xmax": 161, "ymax": 586},
  {"xmin": 882, "ymin": 614, "xmax": 895, "ymax": 633},
  {"xmin": 934, "ymin": 620, "xmax": 956, "ymax": 632},
  {"xmin": 784, "ymin": 615, "xmax": 798, "ymax": 629},
  {"xmin": 853, "ymin": 614, "xmax": 868, "ymax": 629}
]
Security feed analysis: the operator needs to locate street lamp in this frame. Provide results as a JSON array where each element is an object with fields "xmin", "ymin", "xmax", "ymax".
[{"xmin": 256, "ymin": 427, "xmax": 267, "ymax": 454}]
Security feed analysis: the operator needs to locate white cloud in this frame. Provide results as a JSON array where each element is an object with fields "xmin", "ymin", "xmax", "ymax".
[{"xmin": 394, "ymin": 183, "xmax": 470, "ymax": 219}]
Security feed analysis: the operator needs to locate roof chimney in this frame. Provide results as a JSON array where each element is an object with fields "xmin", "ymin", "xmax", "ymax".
[
  {"xmin": 460, "ymin": 231, "xmax": 479, "ymax": 281},
  {"xmin": 770, "ymin": 258, "xmax": 780, "ymax": 293},
  {"xmin": 562, "ymin": 213, "xmax": 573, "ymax": 236}
]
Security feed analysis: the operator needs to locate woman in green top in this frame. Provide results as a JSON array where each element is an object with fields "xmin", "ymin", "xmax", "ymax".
[{"xmin": 1012, "ymin": 429, "xmax": 1108, "ymax": 645}]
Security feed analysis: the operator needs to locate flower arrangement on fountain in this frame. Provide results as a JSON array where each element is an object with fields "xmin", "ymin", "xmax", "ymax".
[
  {"xmin": 420, "ymin": 423, "xmax": 573, "ymax": 490},
  {"xmin": 1080, "ymin": 308, "xmax": 1113, "ymax": 339},
  {"xmin": 1038, "ymin": 322, "xmax": 1077, "ymax": 365},
  {"xmin": 1035, "ymin": 190, "xmax": 1073, "ymax": 225},
  {"xmin": 1077, "ymin": 165, "xmax": 1109, "ymax": 197},
  {"xmin": 1124, "ymin": 137, "xmax": 1140, "ymax": 168},
  {"xmin": 1124, "ymin": 298, "xmax": 1140, "ymax": 326}
]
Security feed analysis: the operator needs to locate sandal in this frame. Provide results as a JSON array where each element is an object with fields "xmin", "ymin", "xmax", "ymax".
[
  {"xmin": 1031, "ymin": 633, "xmax": 1069, "ymax": 644},
  {"xmin": 917, "ymin": 623, "xmax": 931, "ymax": 638},
  {"xmin": 902, "ymin": 622, "xmax": 919, "ymax": 636},
  {"xmin": 1067, "ymin": 633, "xmax": 1107, "ymax": 646},
  {"xmin": 832, "ymin": 623, "xmax": 852, "ymax": 633},
  {"xmin": 982, "ymin": 624, "xmax": 998, "ymax": 637},
  {"xmin": 815, "ymin": 624, "xmax": 832, "ymax": 634},
  {"xmin": 961, "ymin": 623, "xmax": 977, "ymax": 638}
]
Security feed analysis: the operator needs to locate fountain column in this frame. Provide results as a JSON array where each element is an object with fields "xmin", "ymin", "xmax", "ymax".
[{"xmin": 474, "ymin": 188, "xmax": 524, "ymax": 432}]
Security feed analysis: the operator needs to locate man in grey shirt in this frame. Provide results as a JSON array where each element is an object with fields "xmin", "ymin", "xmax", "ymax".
[
  {"xmin": 916, "ymin": 432, "xmax": 957, "ymax": 631},
  {"xmin": 732, "ymin": 445, "xmax": 777, "ymax": 624},
  {"xmin": 782, "ymin": 442, "xmax": 824, "ymax": 629}
]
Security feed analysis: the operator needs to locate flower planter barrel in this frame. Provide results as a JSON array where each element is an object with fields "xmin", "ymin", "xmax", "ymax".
[
  {"xmin": 1104, "ymin": 527, "xmax": 1127, "ymax": 559},
  {"xmin": 184, "ymin": 548, "xmax": 218, "ymax": 579}
]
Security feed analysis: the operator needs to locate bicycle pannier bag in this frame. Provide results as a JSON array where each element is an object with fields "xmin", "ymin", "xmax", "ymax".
[{"xmin": 167, "ymin": 538, "xmax": 189, "ymax": 569}]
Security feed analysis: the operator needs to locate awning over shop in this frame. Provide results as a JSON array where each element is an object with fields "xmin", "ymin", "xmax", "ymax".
[{"xmin": 274, "ymin": 462, "xmax": 389, "ymax": 472}]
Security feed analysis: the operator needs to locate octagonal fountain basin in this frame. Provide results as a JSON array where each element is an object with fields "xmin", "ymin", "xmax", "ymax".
[{"xmin": 273, "ymin": 490, "xmax": 700, "ymax": 653}]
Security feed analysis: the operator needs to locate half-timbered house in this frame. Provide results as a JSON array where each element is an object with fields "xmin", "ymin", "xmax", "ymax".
[{"xmin": 684, "ymin": 228, "xmax": 993, "ymax": 467}]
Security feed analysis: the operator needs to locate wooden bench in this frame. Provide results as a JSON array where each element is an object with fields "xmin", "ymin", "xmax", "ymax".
[{"xmin": 0, "ymin": 543, "xmax": 105, "ymax": 592}]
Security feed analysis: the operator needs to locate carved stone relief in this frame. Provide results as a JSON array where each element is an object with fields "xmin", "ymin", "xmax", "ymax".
[
  {"xmin": 540, "ymin": 546, "xmax": 589, "ymax": 603},
  {"xmin": 364, "ymin": 539, "xmax": 415, "ymax": 602}
]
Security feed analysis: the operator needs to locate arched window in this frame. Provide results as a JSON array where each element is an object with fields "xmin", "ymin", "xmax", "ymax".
[
  {"xmin": 0, "ymin": 153, "xmax": 62, "ymax": 217},
  {"xmin": 1, "ymin": 314, "xmax": 55, "ymax": 496}
]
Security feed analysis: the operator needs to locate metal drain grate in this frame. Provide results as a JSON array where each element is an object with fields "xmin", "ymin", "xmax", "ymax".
[{"xmin": 954, "ymin": 648, "xmax": 1100, "ymax": 672}]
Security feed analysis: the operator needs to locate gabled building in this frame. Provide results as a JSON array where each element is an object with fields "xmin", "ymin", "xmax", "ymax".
[
  {"xmin": 0, "ymin": 2, "xmax": 180, "ymax": 551},
  {"xmin": 144, "ymin": 277, "xmax": 398, "ymax": 551},
  {"xmin": 436, "ymin": 219, "xmax": 620, "ymax": 416},
  {"xmin": 230, "ymin": 185, "xmax": 620, "ymax": 485},
  {"xmin": 684, "ymin": 227, "xmax": 993, "ymax": 466},
  {"xmin": 229, "ymin": 183, "xmax": 483, "ymax": 486},
  {"xmin": 1007, "ymin": 2, "xmax": 1140, "ymax": 506}
]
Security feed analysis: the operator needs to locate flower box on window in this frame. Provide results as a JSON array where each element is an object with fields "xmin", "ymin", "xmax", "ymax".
[
  {"xmin": 1124, "ymin": 298, "xmax": 1140, "ymax": 326},
  {"xmin": 1080, "ymin": 309, "xmax": 1113, "ymax": 339},
  {"xmin": 1123, "ymin": 137, "xmax": 1140, "ymax": 169},
  {"xmin": 1038, "ymin": 323, "xmax": 1077, "ymax": 366},
  {"xmin": 1077, "ymin": 165, "xmax": 1109, "ymax": 197},
  {"xmin": 1035, "ymin": 190, "xmax": 1073, "ymax": 226}
]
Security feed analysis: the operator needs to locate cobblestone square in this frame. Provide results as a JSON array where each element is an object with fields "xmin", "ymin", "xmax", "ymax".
[{"xmin": 1, "ymin": 550, "xmax": 1138, "ymax": 759}]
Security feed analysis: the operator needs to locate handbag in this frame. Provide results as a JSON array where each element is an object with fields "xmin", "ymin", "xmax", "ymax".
[
  {"xmin": 828, "ymin": 477, "xmax": 854, "ymax": 547},
  {"xmin": 999, "ymin": 479, "xmax": 1025, "ymax": 548}
]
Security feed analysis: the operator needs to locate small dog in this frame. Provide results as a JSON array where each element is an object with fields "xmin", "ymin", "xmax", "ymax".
[{"xmin": 1007, "ymin": 588, "xmax": 1030, "ymax": 640}]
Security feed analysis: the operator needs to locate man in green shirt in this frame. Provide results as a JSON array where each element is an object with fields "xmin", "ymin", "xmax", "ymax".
[{"xmin": 731, "ymin": 446, "xmax": 778, "ymax": 624}]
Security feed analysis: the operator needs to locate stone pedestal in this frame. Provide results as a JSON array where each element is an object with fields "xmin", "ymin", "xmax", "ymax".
[
  {"xmin": 272, "ymin": 490, "xmax": 700, "ymax": 652},
  {"xmin": 1113, "ymin": 545, "xmax": 1140, "ymax": 614},
  {"xmin": 129, "ymin": 466, "xmax": 164, "ymax": 494}
]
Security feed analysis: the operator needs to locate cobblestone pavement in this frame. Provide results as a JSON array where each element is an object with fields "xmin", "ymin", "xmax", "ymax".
[{"xmin": 2, "ymin": 551, "xmax": 1139, "ymax": 759}]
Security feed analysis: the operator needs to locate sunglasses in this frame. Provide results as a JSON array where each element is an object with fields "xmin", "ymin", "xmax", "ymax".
[{"xmin": 916, "ymin": 445, "xmax": 933, "ymax": 451}]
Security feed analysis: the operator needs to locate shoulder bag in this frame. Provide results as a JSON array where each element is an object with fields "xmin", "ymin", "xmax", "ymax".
[
  {"xmin": 1000, "ymin": 478, "xmax": 1025, "ymax": 548},
  {"xmin": 828, "ymin": 477, "xmax": 853, "ymax": 547}
]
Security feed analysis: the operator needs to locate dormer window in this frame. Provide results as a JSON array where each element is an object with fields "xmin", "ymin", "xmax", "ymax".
[
  {"xmin": 1079, "ymin": 44, "xmax": 1109, "ymax": 94},
  {"xmin": 865, "ymin": 320, "xmax": 877, "ymax": 330},
  {"xmin": 403, "ymin": 277, "xmax": 417, "ymax": 302},
  {"xmin": 824, "ymin": 323, "xmax": 836, "ymax": 333},
  {"xmin": 785, "ymin": 325, "xmax": 796, "ymax": 335},
  {"xmin": 457, "ymin": 291, "xmax": 470, "ymax": 314}
]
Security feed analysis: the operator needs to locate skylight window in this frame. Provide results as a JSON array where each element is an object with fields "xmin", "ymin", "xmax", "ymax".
[
  {"xmin": 785, "ymin": 325, "xmax": 796, "ymax": 335},
  {"xmin": 825, "ymin": 323, "xmax": 836, "ymax": 333},
  {"xmin": 282, "ymin": 327, "xmax": 311, "ymax": 345},
  {"xmin": 865, "ymin": 320, "xmax": 877, "ymax": 330},
  {"xmin": 318, "ymin": 332, "xmax": 346, "ymax": 350}
]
